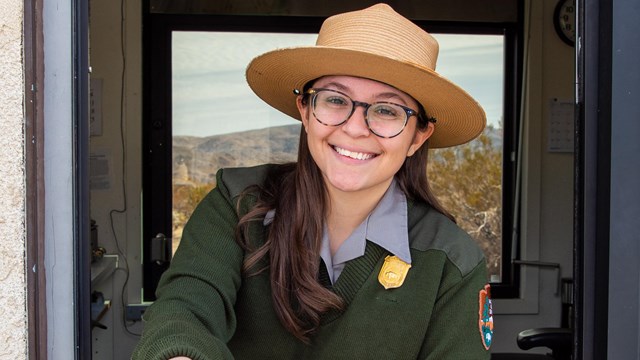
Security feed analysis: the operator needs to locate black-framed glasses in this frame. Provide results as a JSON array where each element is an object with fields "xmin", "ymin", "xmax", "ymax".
[{"xmin": 306, "ymin": 88, "xmax": 421, "ymax": 138}]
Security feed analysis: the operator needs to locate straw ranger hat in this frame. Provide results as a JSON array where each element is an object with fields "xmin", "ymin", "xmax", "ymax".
[{"xmin": 245, "ymin": 3, "xmax": 486, "ymax": 148}]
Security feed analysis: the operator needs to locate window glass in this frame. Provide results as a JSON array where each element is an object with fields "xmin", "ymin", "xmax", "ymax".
[
  {"xmin": 172, "ymin": 32, "xmax": 312, "ymax": 254},
  {"xmin": 171, "ymin": 31, "xmax": 504, "ymax": 281},
  {"xmin": 429, "ymin": 34, "xmax": 505, "ymax": 282}
]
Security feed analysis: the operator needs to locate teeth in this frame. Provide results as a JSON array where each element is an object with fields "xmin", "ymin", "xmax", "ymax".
[{"xmin": 334, "ymin": 146, "xmax": 375, "ymax": 160}]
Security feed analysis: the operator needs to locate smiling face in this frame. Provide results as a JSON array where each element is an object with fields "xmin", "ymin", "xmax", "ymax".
[{"xmin": 297, "ymin": 75, "xmax": 434, "ymax": 200}]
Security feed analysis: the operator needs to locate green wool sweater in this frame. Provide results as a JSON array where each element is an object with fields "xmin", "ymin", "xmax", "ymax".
[{"xmin": 132, "ymin": 165, "xmax": 491, "ymax": 360}]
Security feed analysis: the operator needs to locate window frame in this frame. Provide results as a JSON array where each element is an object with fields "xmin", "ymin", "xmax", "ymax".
[{"xmin": 142, "ymin": 12, "xmax": 521, "ymax": 301}]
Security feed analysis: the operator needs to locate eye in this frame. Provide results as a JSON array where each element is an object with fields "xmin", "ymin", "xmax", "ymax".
[
  {"xmin": 324, "ymin": 95, "xmax": 349, "ymax": 106},
  {"xmin": 318, "ymin": 91, "xmax": 351, "ymax": 109},
  {"xmin": 371, "ymin": 104, "xmax": 401, "ymax": 119},
  {"xmin": 325, "ymin": 96, "xmax": 347, "ymax": 105}
]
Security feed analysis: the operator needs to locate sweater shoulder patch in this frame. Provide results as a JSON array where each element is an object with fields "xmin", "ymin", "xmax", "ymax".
[
  {"xmin": 479, "ymin": 284, "xmax": 494, "ymax": 350},
  {"xmin": 408, "ymin": 203, "xmax": 485, "ymax": 276}
]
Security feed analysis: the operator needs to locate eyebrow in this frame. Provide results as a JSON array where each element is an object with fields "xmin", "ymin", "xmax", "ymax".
[{"xmin": 319, "ymin": 81, "xmax": 409, "ymax": 105}]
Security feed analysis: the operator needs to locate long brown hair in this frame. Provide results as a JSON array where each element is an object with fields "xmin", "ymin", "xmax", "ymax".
[{"xmin": 236, "ymin": 105, "xmax": 452, "ymax": 343}]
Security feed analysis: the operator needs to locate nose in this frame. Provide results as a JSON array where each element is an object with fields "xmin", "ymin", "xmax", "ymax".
[{"xmin": 340, "ymin": 103, "xmax": 370, "ymax": 138}]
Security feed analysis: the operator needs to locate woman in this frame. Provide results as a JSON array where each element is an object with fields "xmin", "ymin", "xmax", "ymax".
[{"xmin": 133, "ymin": 3, "xmax": 492, "ymax": 359}]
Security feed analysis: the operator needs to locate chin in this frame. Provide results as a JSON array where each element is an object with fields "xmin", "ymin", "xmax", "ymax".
[
  {"xmin": 328, "ymin": 176, "xmax": 391, "ymax": 195},
  {"xmin": 330, "ymin": 181, "xmax": 363, "ymax": 193}
]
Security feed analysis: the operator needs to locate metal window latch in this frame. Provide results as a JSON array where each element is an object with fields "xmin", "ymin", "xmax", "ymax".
[{"xmin": 151, "ymin": 233, "xmax": 170, "ymax": 265}]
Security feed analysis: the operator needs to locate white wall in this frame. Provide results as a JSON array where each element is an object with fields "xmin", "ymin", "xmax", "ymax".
[
  {"xmin": 88, "ymin": 0, "xmax": 576, "ymax": 356},
  {"xmin": 0, "ymin": 0, "xmax": 28, "ymax": 357},
  {"xmin": 89, "ymin": 0, "xmax": 144, "ymax": 357}
]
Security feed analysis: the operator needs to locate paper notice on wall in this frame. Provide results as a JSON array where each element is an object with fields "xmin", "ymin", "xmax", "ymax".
[
  {"xmin": 548, "ymin": 98, "xmax": 575, "ymax": 153},
  {"xmin": 90, "ymin": 150, "xmax": 111, "ymax": 190}
]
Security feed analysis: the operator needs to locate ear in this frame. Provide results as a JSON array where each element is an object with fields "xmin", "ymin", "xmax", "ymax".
[
  {"xmin": 407, "ymin": 122, "xmax": 434, "ymax": 157},
  {"xmin": 296, "ymin": 95, "xmax": 310, "ymax": 131}
]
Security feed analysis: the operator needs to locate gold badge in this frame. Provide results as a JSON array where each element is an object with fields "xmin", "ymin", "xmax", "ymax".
[{"xmin": 378, "ymin": 255, "xmax": 411, "ymax": 289}]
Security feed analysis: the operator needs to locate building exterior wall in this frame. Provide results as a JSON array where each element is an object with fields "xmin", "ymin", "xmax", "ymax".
[{"xmin": 0, "ymin": 0, "xmax": 28, "ymax": 358}]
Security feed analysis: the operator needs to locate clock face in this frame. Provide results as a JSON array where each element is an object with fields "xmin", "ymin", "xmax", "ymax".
[{"xmin": 554, "ymin": 0, "xmax": 576, "ymax": 46}]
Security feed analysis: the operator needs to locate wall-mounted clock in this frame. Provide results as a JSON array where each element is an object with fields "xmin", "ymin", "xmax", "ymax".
[{"xmin": 554, "ymin": 0, "xmax": 576, "ymax": 46}]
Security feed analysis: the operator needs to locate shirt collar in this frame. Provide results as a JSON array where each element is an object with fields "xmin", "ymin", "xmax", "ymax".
[
  {"xmin": 264, "ymin": 179, "xmax": 411, "ymax": 265},
  {"xmin": 329, "ymin": 179, "xmax": 411, "ymax": 266},
  {"xmin": 363, "ymin": 179, "xmax": 411, "ymax": 263}
]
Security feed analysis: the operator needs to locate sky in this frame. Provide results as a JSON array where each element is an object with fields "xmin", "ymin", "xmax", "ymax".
[{"xmin": 171, "ymin": 31, "xmax": 504, "ymax": 137}]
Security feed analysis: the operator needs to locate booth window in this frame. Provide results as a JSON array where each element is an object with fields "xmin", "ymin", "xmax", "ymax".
[{"xmin": 143, "ymin": 14, "xmax": 520, "ymax": 301}]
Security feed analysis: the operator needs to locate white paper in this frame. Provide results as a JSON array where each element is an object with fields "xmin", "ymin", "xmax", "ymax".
[
  {"xmin": 90, "ymin": 149, "xmax": 111, "ymax": 190},
  {"xmin": 548, "ymin": 98, "xmax": 574, "ymax": 153}
]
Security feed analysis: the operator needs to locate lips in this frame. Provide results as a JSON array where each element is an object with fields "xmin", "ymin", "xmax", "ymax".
[{"xmin": 332, "ymin": 145, "xmax": 378, "ymax": 160}]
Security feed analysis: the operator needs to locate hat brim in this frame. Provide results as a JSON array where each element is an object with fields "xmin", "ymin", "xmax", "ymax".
[{"xmin": 246, "ymin": 47, "xmax": 486, "ymax": 148}]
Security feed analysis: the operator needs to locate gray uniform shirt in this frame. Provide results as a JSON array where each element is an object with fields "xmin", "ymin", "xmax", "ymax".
[
  {"xmin": 320, "ymin": 179, "xmax": 412, "ymax": 283},
  {"xmin": 264, "ymin": 179, "xmax": 412, "ymax": 284}
]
